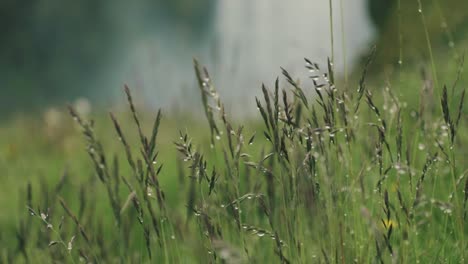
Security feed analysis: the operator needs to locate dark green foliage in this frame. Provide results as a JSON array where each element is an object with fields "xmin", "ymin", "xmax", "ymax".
[{"xmin": 367, "ymin": 0, "xmax": 397, "ymax": 31}]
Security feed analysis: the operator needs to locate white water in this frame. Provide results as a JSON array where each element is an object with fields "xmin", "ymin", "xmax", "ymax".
[{"xmin": 113, "ymin": 0, "xmax": 375, "ymax": 114}]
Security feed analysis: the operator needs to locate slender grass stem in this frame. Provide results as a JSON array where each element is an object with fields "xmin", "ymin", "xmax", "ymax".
[
  {"xmin": 328, "ymin": 0, "xmax": 335, "ymax": 68},
  {"xmin": 417, "ymin": 0, "xmax": 440, "ymax": 104}
]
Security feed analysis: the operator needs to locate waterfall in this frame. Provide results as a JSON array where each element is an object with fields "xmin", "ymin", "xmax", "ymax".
[{"xmin": 118, "ymin": 0, "xmax": 375, "ymax": 114}]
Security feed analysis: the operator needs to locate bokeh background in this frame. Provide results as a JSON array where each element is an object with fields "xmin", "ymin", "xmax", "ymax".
[
  {"xmin": 1, "ymin": 0, "xmax": 467, "ymax": 117},
  {"xmin": 0, "ymin": 2, "xmax": 467, "ymax": 262}
]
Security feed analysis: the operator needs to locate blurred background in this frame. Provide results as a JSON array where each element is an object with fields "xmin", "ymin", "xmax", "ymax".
[{"xmin": 1, "ymin": 0, "xmax": 467, "ymax": 117}]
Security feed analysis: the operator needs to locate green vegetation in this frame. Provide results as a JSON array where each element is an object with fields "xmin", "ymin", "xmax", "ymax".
[
  {"xmin": 1, "ymin": 45, "xmax": 466, "ymax": 262},
  {"xmin": 1, "ymin": 2, "xmax": 467, "ymax": 262},
  {"xmin": 0, "ymin": 0, "xmax": 216, "ymax": 114},
  {"xmin": 369, "ymin": 0, "xmax": 468, "ymax": 69}
]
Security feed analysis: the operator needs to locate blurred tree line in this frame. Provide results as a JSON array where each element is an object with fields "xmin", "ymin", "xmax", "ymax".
[
  {"xmin": 1, "ymin": 0, "xmax": 116, "ymax": 110},
  {"xmin": 0, "ymin": 0, "xmax": 215, "ymax": 114}
]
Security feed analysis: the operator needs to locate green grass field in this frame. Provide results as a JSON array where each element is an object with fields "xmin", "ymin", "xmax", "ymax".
[
  {"xmin": 1, "ymin": 51, "xmax": 466, "ymax": 263},
  {"xmin": 1, "ymin": 3, "xmax": 467, "ymax": 263}
]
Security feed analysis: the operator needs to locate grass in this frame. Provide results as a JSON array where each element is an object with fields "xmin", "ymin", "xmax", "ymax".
[
  {"xmin": 372, "ymin": 0, "xmax": 468, "ymax": 69},
  {"xmin": 0, "ymin": 46, "xmax": 466, "ymax": 263},
  {"xmin": 1, "ymin": 4, "xmax": 468, "ymax": 262}
]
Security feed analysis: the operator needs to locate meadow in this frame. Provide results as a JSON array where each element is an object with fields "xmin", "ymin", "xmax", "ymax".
[{"xmin": 1, "ymin": 3, "xmax": 468, "ymax": 263}]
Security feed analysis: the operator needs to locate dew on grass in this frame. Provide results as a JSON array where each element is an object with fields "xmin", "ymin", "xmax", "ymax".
[
  {"xmin": 147, "ymin": 187, "xmax": 153, "ymax": 197},
  {"xmin": 418, "ymin": 143, "xmax": 425, "ymax": 150}
]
